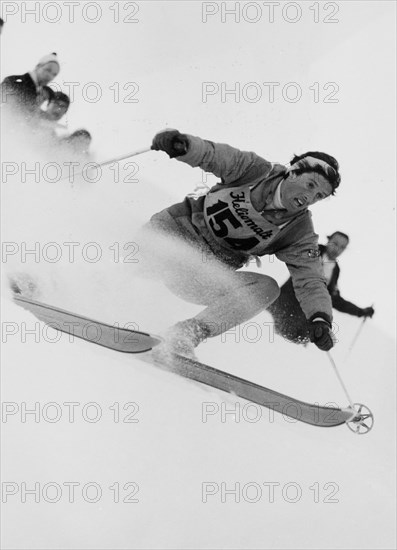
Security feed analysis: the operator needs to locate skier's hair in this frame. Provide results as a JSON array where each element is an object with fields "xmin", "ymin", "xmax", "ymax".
[
  {"xmin": 65, "ymin": 129, "xmax": 92, "ymax": 142},
  {"xmin": 289, "ymin": 151, "xmax": 341, "ymax": 194},
  {"xmin": 51, "ymin": 91, "xmax": 70, "ymax": 106},
  {"xmin": 327, "ymin": 231, "xmax": 349, "ymax": 242},
  {"xmin": 0, "ymin": 18, "xmax": 4, "ymax": 26}
]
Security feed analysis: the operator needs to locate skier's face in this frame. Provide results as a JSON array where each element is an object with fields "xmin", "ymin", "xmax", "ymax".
[
  {"xmin": 47, "ymin": 99, "xmax": 69, "ymax": 121},
  {"xmin": 36, "ymin": 62, "xmax": 59, "ymax": 85},
  {"xmin": 280, "ymin": 171, "xmax": 333, "ymax": 212},
  {"xmin": 326, "ymin": 234, "xmax": 348, "ymax": 260}
]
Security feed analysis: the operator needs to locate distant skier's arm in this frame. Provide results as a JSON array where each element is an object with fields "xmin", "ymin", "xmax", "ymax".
[
  {"xmin": 1, "ymin": 76, "xmax": 20, "ymax": 108},
  {"xmin": 151, "ymin": 129, "xmax": 272, "ymax": 184},
  {"xmin": 331, "ymin": 288, "xmax": 374, "ymax": 317}
]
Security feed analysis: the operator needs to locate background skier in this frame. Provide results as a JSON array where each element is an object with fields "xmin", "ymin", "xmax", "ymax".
[
  {"xmin": 268, "ymin": 231, "xmax": 375, "ymax": 344},
  {"xmin": 1, "ymin": 52, "xmax": 59, "ymax": 121}
]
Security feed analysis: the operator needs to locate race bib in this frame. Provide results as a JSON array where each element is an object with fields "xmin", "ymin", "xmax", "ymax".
[{"xmin": 204, "ymin": 186, "xmax": 280, "ymax": 255}]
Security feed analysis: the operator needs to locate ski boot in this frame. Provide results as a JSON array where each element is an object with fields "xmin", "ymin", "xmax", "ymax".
[{"xmin": 154, "ymin": 318, "xmax": 211, "ymax": 361}]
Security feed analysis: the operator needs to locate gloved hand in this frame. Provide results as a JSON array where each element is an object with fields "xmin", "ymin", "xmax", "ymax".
[
  {"xmin": 151, "ymin": 129, "xmax": 189, "ymax": 158},
  {"xmin": 360, "ymin": 306, "xmax": 375, "ymax": 318},
  {"xmin": 309, "ymin": 317, "xmax": 334, "ymax": 351}
]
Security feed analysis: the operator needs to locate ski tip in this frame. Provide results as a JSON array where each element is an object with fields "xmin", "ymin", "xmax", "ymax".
[{"xmin": 8, "ymin": 273, "xmax": 40, "ymax": 300}]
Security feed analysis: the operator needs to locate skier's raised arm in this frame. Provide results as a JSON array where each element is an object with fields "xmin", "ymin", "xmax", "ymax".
[{"xmin": 151, "ymin": 129, "xmax": 272, "ymax": 185}]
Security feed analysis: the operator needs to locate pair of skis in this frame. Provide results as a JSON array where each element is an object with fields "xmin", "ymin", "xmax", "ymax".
[{"xmin": 11, "ymin": 295, "xmax": 373, "ymax": 433}]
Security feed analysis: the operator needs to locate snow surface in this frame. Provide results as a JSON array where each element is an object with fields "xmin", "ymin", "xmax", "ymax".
[{"xmin": 1, "ymin": 2, "xmax": 396, "ymax": 549}]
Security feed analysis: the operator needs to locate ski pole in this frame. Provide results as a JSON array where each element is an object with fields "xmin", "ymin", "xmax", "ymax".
[
  {"xmin": 59, "ymin": 145, "xmax": 152, "ymax": 182},
  {"xmin": 93, "ymin": 145, "xmax": 152, "ymax": 168},
  {"xmin": 326, "ymin": 351, "xmax": 356, "ymax": 411},
  {"xmin": 327, "ymin": 351, "xmax": 375, "ymax": 433},
  {"xmin": 345, "ymin": 303, "xmax": 374, "ymax": 362},
  {"xmin": 345, "ymin": 317, "xmax": 368, "ymax": 360}
]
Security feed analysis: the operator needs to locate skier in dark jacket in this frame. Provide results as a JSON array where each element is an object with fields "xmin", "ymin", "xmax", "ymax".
[
  {"xmin": 267, "ymin": 231, "xmax": 375, "ymax": 344},
  {"xmin": 1, "ymin": 53, "xmax": 59, "ymax": 120},
  {"xmin": 146, "ymin": 129, "xmax": 343, "ymax": 358}
]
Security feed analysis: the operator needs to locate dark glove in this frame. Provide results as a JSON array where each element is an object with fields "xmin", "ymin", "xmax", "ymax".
[
  {"xmin": 360, "ymin": 306, "xmax": 374, "ymax": 318},
  {"xmin": 309, "ymin": 317, "xmax": 334, "ymax": 351},
  {"xmin": 151, "ymin": 129, "xmax": 189, "ymax": 158}
]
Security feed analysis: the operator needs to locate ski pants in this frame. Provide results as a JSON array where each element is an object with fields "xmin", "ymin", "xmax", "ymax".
[{"xmin": 141, "ymin": 209, "xmax": 280, "ymax": 337}]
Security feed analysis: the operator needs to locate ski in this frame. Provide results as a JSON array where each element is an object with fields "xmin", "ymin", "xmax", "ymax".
[
  {"xmin": 12, "ymin": 294, "xmax": 360, "ymax": 429},
  {"xmin": 12, "ymin": 294, "xmax": 161, "ymax": 353},
  {"xmin": 143, "ymin": 352, "xmax": 357, "ymax": 428}
]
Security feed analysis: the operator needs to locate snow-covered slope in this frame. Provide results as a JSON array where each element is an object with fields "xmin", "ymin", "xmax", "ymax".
[{"xmin": 2, "ymin": 283, "xmax": 396, "ymax": 550}]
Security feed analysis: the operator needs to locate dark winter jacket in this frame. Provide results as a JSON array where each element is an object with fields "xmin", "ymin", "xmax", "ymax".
[{"xmin": 1, "ymin": 73, "xmax": 54, "ymax": 117}]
